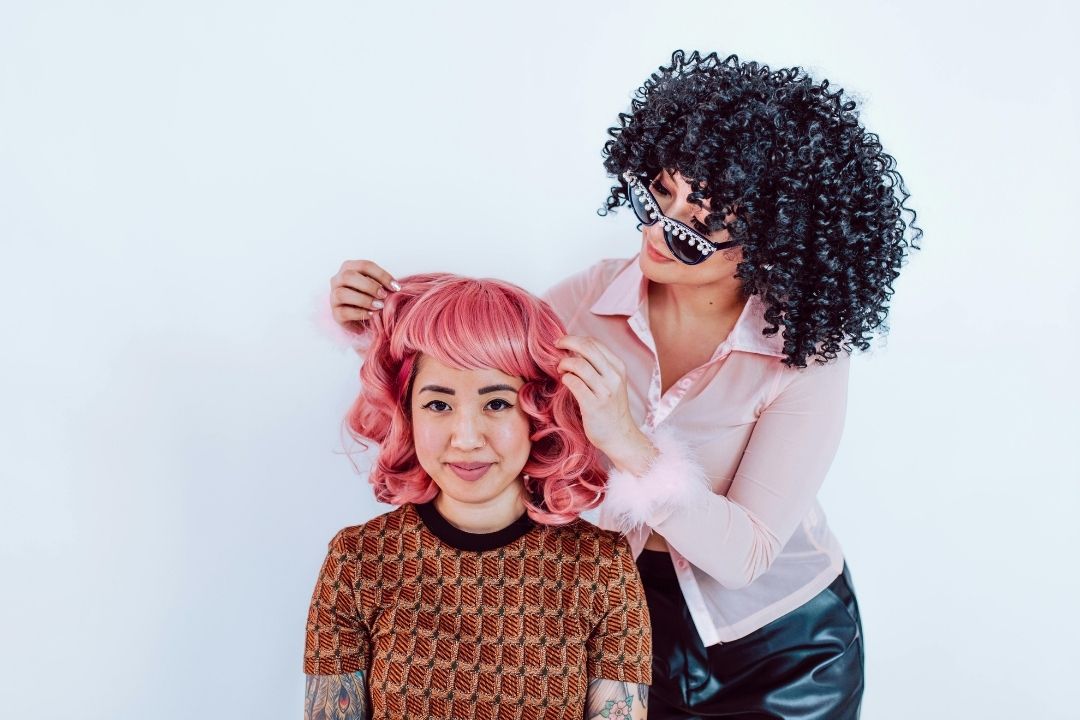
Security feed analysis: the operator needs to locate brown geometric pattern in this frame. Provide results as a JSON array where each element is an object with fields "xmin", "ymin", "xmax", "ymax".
[{"xmin": 304, "ymin": 504, "xmax": 652, "ymax": 719}]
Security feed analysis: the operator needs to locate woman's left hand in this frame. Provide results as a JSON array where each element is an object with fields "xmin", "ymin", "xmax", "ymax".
[{"xmin": 555, "ymin": 335, "xmax": 656, "ymax": 474}]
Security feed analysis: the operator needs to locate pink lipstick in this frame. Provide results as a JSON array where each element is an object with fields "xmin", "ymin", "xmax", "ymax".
[
  {"xmin": 448, "ymin": 462, "xmax": 493, "ymax": 481},
  {"xmin": 645, "ymin": 242, "xmax": 674, "ymax": 263}
]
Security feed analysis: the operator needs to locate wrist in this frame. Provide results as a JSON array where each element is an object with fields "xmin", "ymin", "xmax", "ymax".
[
  {"xmin": 603, "ymin": 427, "xmax": 657, "ymax": 476},
  {"xmin": 601, "ymin": 424, "xmax": 711, "ymax": 532}
]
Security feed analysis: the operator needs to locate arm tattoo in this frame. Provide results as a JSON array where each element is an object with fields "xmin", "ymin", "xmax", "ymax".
[
  {"xmin": 585, "ymin": 678, "xmax": 648, "ymax": 720},
  {"xmin": 304, "ymin": 671, "xmax": 368, "ymax": 720}
]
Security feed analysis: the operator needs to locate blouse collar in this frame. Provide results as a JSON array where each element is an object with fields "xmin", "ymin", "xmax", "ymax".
[{"xmin": 588, "ymin": 255, "xmax": 787, "ymax": 359}]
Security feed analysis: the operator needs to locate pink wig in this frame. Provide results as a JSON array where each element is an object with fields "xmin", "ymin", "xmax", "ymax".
[{"xmin": 345, "ymin": 273, "xmax": 607, "ymax": 525}]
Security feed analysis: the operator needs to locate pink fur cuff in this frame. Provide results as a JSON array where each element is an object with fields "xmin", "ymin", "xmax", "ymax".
[
  {"xmin": 601, "ymin": 424, "xmax": 713, "ymax": 532},
  {"xmin": 311, "ymin": 293, "xmax": 371, "ymax": 356}
]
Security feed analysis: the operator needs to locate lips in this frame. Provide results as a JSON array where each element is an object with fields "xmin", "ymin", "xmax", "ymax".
[
  {"xmin": 447, "ymin": 462, "xmax": 494, "ymax": 481},
  {"xmin": 645, "ymin": 241, "xmax": 674, "ymax": 263}
]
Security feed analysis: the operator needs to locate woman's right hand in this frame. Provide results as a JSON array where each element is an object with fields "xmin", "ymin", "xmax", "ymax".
[{"xmin": 329, "ymin": 259, "xmax": 400, "ymax": 332}]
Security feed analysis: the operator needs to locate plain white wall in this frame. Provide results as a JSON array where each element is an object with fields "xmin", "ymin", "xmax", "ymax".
[{"xmin": 2, "ymin": 1, "xmax": 1077, "ymax": 718}]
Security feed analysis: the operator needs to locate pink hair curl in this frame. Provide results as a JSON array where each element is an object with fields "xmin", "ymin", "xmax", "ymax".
[{"xmin": 345, "ymin": 273, "xmax": 607, "ymax": 525}]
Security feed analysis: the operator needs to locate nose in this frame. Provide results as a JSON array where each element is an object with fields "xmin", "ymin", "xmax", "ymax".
[
  {"xmin": 644, "ymin": 222, "xmax": 666, "ymax": 243},
  {"xmin": 450, "ymin": 412, "xmax": 485, "ymax": 451},
  {"xmin": 659, "ymin": 191, "xmax": 696, "ymax": 226}
]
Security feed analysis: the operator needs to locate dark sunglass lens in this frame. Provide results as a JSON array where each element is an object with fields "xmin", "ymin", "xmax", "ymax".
[{"xmin": 664, "ymin": 227, "xmax": 708, "ymax": 265}]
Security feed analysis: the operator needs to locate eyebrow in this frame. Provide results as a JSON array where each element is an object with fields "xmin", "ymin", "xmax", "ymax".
[
  {"xmin": 417, "ymin": 384, "xmax": 519, "ymax": 396},
  {"xmin": 418, "ymin": 385, "xmax": 455, "ymax": 395},
  {"xmin": 478, "ymin": 384, "xmax": 519, "ymax": 395}
]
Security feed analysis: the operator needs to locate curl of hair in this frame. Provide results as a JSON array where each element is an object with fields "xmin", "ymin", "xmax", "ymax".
[
  {"xmin": 345, "ymin": 273, "xmax": 606, "ymax": 525},
  {"xmin": 601, "ymin": 50, "xmax": 922, "ymax": 367}
]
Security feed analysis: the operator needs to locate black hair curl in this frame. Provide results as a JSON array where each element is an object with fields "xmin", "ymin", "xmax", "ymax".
[{"xmin": 601, "ymin": 50, "xmax": 921, "ymax": 368}]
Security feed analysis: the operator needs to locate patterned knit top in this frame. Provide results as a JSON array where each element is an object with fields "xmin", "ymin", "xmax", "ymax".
[{"xmin": 304, "ymin": 502, "xmax": 652, "ymax": 719}]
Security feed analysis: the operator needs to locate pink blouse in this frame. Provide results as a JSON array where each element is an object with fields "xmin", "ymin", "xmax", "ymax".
[{"xmin": 541, "ymin": 256, "xmax": 849, "ymax": 645}]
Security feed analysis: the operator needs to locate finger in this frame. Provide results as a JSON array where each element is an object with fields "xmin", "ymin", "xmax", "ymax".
[
  {"xmin": 557, "ymin": 357, "xmax": 605, "ymax": 395},
  {"xmin": 560, "ymin": 373, "xmax": 596, "ymax": 406},
  {"xmin": 333, "ymin": 306, "xmax": 372, "ymax": 324},
  {"xmin": 335, "ymin": 271, "xmax": 389, "ymax": 301},
  {"xmin": 333, "ymin": 284, "xmax": 384, "ymax": 310},
  {"xmin": 555, "ymin": 335, "xmax": 613, "ymax": 378},
  {"xmin": 339, "ymin": 259, "xmax": 400, "ymax": 293},
  {"xmin": 586, "ymin": 337, "xmax": 626, "ymax": 376}
]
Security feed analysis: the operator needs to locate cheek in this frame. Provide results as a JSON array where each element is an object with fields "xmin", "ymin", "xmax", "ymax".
[
  {"xmin": 411, "ymin": 415, "xmax": 444, "ymax": 468},
  {"xmin": 491, "ymin": 412, "xmax": 532, "ymax": 461},
  {"xmin": 691, "ymin": 244, "xmax": 742, "ymax": 280}
]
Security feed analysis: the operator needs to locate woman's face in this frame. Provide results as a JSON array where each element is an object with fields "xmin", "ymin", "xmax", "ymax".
[
  {"xmin": 638, "ymin": 169, "xmax": 743, "ymax": 285},
  {"xmin": 410, "ymin": 355, "xmax": 532, "ymax": 508}
]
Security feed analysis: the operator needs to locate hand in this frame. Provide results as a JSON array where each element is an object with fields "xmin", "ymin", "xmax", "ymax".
[
  {"xmin": 330, "ymin": 259, "xmax": 400, "ymax": 332},
  {"xmin": 555, "ymin": 335, "xmax": 656, "ymax": 474}
]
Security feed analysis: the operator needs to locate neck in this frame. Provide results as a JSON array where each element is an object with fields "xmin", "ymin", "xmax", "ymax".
[
  {"xmin": 648, "ymin": 273, "xmax": 746, "ymax": 323},
  {"xmin": 433, "ymin": 482, "xmax": 527, "ymax": 533}
]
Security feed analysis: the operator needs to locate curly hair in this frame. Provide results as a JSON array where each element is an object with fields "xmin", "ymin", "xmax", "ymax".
[
  {"xmin": 345, "ymin": 273, "xmax": 607, "ymax": 525},
  {"xmin": 601, "ymin": 50, "xmax": 921, "ymax": 367}
]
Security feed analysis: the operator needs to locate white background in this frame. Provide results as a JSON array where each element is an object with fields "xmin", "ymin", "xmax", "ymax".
[{"xmin": 2, "ymin": 1, "xmax": 1078, "ymax": 718}]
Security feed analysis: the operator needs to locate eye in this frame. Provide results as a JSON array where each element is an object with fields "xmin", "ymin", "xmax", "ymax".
[
  {"xmin": 422, "ymin": 400, "xmax": 451, "ymax": 412},
  {"xmin": 652, "ymin": 178, "xmax": 709, "ymax": 235},
  {"xmin": 649, "ymin": 178, "xmax": 670, "ymax": 197},
  {"xmin": 485, "ymin": 398, "xmax": 514, "ymax": 411}
]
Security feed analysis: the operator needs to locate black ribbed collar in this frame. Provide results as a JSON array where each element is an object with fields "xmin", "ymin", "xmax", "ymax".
[{"xmin": 414, "ymin": 500, "xmax": 536, "ymax": 552}]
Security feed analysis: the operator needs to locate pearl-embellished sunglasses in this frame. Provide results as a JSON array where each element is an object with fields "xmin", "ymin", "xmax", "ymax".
[{"xmin": 622, "ymin": 171, "xmax": 740, "ymax": 265}]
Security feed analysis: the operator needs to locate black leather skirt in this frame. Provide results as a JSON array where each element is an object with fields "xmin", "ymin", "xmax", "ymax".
[{"xmin": 636, "ymin": 549, "xmax": 865, "ymax": 719}]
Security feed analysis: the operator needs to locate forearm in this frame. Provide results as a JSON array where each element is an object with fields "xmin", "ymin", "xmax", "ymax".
[
  {"xmin": 653, "ymin": 493, "xmax": 782, "ymax": 589},
  {"xmin": 600, "ymin": 427, "xmax": 784, "ymax": 590},
  {"xmin": 586, "ymin": 678, "xmax": 648, "ymax": 720},
  {"xmin": 602, "ymin": 426, "xmax": 659, "ymax": 476},
  {"xmin": 304, "ymin": 671, "xmax": 369, "ymax": 720}
]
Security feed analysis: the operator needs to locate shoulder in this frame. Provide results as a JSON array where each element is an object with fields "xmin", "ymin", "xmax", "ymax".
[
  {"xmin": 325, "ymin": 524, "xmax": 363, "ymax": 555},
  {"xmin": 543, "ymin": 257, "xmax": 631, "ymax": 302},
  {"xmin": 773, "ymin": 348, "xmax": 852, "ymax": 393},
  {"xmin": 540, "ymin": 519, "xmax": 630, "ymax": 564},
  {"xmin": 541, "ymin": 258, "xmax": 634, "ymax": 316},
  {"xmin": 325, "ymin": 506, "xmax": 412, "ymax": 554}
]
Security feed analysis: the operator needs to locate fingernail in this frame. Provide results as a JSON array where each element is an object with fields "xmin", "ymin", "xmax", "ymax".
[
  {"xmin": 376, "ymin": 288, "xmax": 388, "ymax": 299},
  {"xmin": 390, "ymin": 281, "xmax": 401, "ymax": 292},
  {"xmin": 372, "ymin": 300, "xmax": 384, "ymax": 309}
]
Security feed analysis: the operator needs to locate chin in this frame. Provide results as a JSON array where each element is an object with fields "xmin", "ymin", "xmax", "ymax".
[{"xmin": 433, "ymin": 472, "xmax": 520, "ymax": 507}]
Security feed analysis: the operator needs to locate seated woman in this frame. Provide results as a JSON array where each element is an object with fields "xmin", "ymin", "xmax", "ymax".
[{"xmin": 303, "ymin": 273, "xmax": 652, "ymax": 720}]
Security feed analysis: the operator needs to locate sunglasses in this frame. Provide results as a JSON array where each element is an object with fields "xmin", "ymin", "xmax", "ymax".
[{"xmin": 622, "ymin": 171, "xmax": 740, "ymax": 265}]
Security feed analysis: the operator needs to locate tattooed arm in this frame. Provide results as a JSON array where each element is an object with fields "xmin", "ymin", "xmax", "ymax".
[
  {"xmin": 585, "ymin": 678, "xmax": 648, "ymax": 720},
  {"xmin": 304, "ymin": 671, "xmax": 369, "ymax": 720}
]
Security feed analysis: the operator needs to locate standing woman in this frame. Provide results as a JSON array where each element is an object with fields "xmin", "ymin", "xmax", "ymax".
[{"xmin": 329, "ymin": 51, "xmax": 919, "ymax": 719}]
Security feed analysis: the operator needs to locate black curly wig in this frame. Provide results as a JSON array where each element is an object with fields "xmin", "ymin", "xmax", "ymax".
[{"xmin": 601, "ymin": 50, "xmax": 921, "ymax": 368}]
